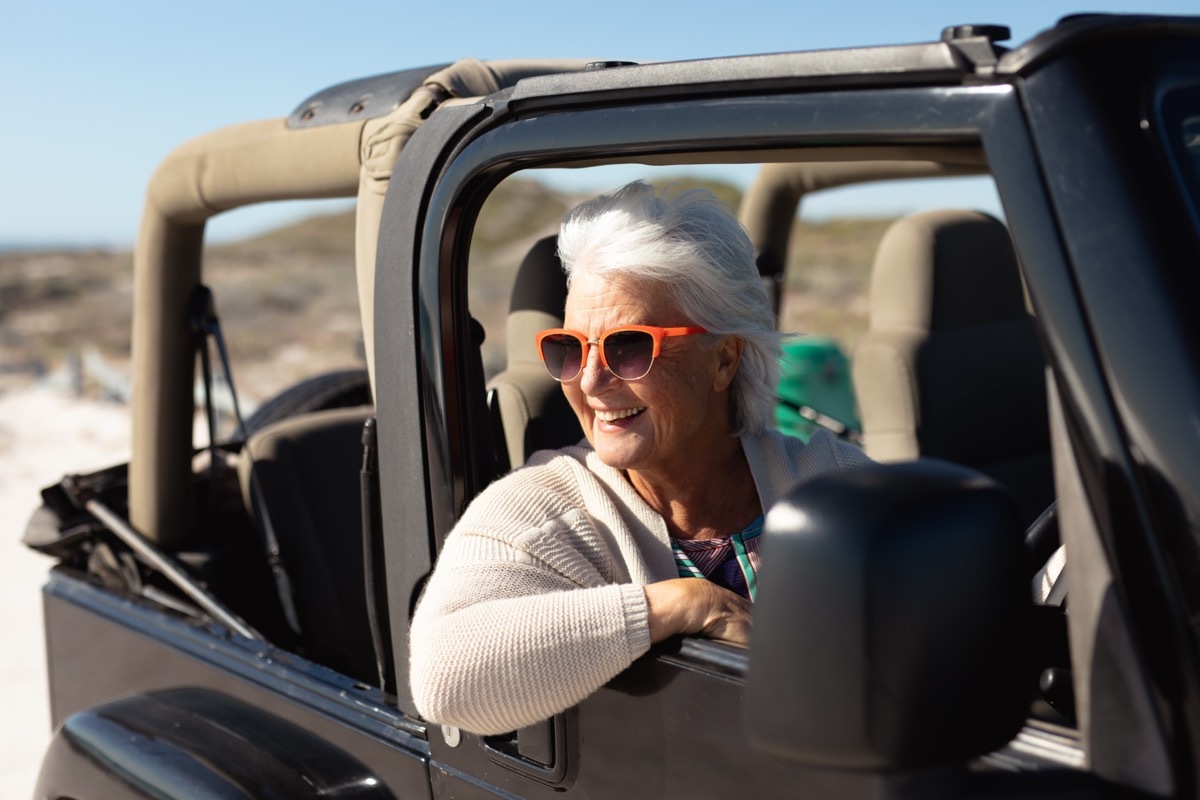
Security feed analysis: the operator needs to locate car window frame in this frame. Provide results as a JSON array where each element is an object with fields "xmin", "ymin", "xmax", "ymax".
[
  {"xmin": 409, "ymin": 78, "xmax": 1031, "ymax": 655},
  {"xmin": 374, "ymin": 76, "xmax": 1095, "ymax": 726}
]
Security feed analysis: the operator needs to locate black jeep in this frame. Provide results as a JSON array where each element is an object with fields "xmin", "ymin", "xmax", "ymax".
[{"xmin": 25, "ymin": 14, "xmax": 1200, "ymax": 799}]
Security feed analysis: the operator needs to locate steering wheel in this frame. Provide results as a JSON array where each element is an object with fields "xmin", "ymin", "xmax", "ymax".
[
  {"xmin": 1024, "ymin": 500, "xmax": 1059, "ymax": 575},
  {"xmin": 1025, "ymin": 500, "xmax": 1068, "ymax": 606}
]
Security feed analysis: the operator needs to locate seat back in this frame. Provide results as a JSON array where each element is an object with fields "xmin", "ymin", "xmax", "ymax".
[
  {"xmin": 238, "ymin": 405, "xmax": 377, "ymax": 683},
  {"xmin": 852, "ymin": 210, "xmax": 1052, "ymax": 524},
  {"xmin": 487, "ymin": 235, "xmax": 581, "ymax": 470}
]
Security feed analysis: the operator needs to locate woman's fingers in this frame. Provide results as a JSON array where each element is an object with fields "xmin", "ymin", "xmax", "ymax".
[
  {"xmin": 699, "ymin": 586, "xmax": 752, "ymax": 646},
  {"xmin": 644, "ymin": 578, "xmax": 752, "ymax": 645}
]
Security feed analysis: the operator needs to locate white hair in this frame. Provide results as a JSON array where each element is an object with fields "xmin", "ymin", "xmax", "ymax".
[{"xmin": 557, "ymin": 181, "xmax": 781, "ymax": 436}]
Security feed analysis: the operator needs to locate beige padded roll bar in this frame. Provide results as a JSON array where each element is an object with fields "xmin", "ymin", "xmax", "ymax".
[
  {"xmin": 129, "ymin": 59, "xmax": 589, "ymax": 547},
  {"xmin": 739, "ymin": 158, "xmax": 988, "ymax": 269}
]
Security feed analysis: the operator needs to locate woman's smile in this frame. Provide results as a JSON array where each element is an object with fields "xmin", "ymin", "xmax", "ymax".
[{"xmin": 593, "ymin": 406, "xmax": 646, "ymax": 424}]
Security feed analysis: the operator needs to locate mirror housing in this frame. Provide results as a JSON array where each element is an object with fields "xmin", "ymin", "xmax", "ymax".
[{"xmin": 746, "ymin": 459, "xmax": 1031, "ymax": 770}]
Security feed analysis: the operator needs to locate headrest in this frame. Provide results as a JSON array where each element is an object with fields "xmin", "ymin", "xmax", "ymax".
[
  {"xmin": 507, "ymin": 235, "xmax": 567, "ymax": 367},
  {"xmin": 869, "ymin": 210, "xmax": 1026, "ymax": 332},
  {"xmin": 510, "ymin": 235, "xmax": 567, "ymax": 315}
]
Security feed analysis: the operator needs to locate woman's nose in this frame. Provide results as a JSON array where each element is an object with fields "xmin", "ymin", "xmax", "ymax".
[{"xmin": 578, "ymin": 345, "xmax": 615, "ymax": 395}]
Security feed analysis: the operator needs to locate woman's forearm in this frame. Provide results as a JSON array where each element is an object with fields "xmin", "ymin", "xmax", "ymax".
[{"xmin": 410, "ymin": 581, "xmax": 650, "ymax": 735}]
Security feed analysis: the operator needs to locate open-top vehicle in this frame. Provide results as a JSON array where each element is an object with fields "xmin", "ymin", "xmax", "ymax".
[{"xmin": 24, "ymin": 13, "xmax": 1200, "ymax": 798}]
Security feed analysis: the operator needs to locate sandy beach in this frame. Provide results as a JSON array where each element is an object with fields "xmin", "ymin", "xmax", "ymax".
[{"xmin": 0, "ymin": 380, "xmax": 131, "ymax": 798}]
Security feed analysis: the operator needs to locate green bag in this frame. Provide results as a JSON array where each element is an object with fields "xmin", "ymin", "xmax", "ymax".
[{"xmin": 774, "ymin": 337, "xmax": 861, "ymax": 444}]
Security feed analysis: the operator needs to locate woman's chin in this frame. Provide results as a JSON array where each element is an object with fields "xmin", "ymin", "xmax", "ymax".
[{"xmin": 592, "ymin": 432, "xmax": 650, "ymax": 472}]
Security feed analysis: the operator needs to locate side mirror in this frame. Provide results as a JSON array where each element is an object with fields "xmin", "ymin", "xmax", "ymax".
[{"xmin": 746, "ymin": 460, "xmax": 1031, "ymax": 770}]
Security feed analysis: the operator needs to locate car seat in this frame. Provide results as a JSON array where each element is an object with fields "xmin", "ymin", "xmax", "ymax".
[
  {"xmin": 486, "ymin": 235, "xmax": 582, "ymax": 471},
  {"xmin": 852, "ymin": 209, "xmax": 1053, "ymax": 525},
  {"xmin": 237, "ymin": 405, "xmax": 377, "ymax": 683}
]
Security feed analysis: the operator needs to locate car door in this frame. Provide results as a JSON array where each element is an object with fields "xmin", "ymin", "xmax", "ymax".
[{"xmin": 373, "ymin": 60, "xmax": 1088, "ymax": 799}]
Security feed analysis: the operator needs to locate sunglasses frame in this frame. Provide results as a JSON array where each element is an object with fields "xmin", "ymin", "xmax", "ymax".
[{"xmin": 535, "ymin": 325, "xmax": 708, "ymax": 382}]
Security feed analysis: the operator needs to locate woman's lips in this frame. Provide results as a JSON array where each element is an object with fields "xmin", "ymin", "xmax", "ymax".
[{"xmin": 594, "ymin": 406, "xmax": 646, "ymax": 422}]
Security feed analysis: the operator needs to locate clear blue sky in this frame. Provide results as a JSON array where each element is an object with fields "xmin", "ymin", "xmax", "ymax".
[{"xmin": 3, "ymin": 0, "xmax": 1196, "ymax": 248}]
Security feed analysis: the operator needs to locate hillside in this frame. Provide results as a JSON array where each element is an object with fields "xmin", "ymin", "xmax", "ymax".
[{"xmin": 0, "ymin": 176, "xmax": 891, "ymax": 402}]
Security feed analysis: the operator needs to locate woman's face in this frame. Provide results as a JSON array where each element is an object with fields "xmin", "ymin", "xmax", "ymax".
[{"xmin": 560, "ymin": 270, "xmax": 742, "ymax": 480}]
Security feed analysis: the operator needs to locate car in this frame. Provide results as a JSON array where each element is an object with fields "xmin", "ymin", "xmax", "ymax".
[{"xmin": 23, "ymin": 13, "xmax": 1200, "ymax": 798}]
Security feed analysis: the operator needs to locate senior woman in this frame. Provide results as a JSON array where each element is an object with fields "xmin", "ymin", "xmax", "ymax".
[{"xmin": 409, "ymin": 180, "xmax": 868, "ymax": 735}]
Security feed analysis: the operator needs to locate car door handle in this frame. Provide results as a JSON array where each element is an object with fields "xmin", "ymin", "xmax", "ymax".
[{"xmin": 481, "ymin": 714, "xmax": 570, "ymax": 786}]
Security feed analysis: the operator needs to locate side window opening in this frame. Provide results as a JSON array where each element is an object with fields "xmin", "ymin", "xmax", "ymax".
[{"xmin": 464, "ymin": 157, "xmax": 1071, "ymax": 744}]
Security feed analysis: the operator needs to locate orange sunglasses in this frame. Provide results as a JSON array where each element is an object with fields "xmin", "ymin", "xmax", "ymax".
[{"xmin": 535, "ymin": 325, "xmax": 707, "ymax": 382}]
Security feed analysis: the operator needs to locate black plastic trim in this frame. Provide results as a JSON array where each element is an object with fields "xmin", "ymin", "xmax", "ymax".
[
  {"xmin": 998, "ymin": 14, "xmax": 1200, "ymax": 77},
  {"xmin": 373, "ymin": 99, "xmax": 494, "ymax": 720},
  {"xmin": 288, "ymin": 65, "xmax": 450, "ymax": 129},
  {"xmin": 1019, "ymin": 45, "xmax": 1200, "ymax": 786},
  {"xmin": 508, "ymin": 44, "xmax": 969, "ymax": 111},
  {"xmin": 656, "ymin": 637, "xmax": 748, "ymax": 683}
]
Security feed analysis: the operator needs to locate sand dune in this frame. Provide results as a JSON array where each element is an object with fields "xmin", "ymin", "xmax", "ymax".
[{"xmin": 0, "ymin": 381, "xmax": 131, "ymax": 798}]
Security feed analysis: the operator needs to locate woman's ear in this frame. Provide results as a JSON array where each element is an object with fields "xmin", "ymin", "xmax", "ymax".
[{"xmin": 712, "ymin": 336, "xmax": 744, "ymax": 392}]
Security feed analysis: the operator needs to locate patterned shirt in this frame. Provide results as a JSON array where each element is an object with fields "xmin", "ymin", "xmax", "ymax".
[{"xmin": 670, "ymin": 516, "xmax": 764, "ymax": 601}]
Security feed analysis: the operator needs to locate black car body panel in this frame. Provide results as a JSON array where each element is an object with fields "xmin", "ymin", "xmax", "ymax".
[{"xmin": 38, "ymin": 570, "xmax": 430, "ymax": 798}]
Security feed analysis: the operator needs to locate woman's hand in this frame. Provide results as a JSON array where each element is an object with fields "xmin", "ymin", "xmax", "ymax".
[{"xmin": 644, "ymin": 578, "xmax": 752, "ymax": 647}]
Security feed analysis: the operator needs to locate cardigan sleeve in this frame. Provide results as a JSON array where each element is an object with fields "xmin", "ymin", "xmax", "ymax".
[{"xmin": 409, "ymin": 489, "xmax": 654, "ymax": 735}]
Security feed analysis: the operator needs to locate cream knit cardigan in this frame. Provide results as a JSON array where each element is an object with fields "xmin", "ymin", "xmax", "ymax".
[{"xmin": 409, "ymin": 428, "xmax": 869, "ymax": 735}]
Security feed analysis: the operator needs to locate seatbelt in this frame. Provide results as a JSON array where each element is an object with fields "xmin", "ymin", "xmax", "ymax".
[
  {"xmin": 774, "ymin": 395, "xmax": 864, "ymax": 445},
  {"xmin": 250, "ymin": 474, "xmax": 303, "ymax": 637},
  {"xmin": 189, "ymin": 285, "xmax": 303, "ymax": 638},
  {"xmin": 189, "ymin": 285, "xmax": 249, "ymax": 451}
]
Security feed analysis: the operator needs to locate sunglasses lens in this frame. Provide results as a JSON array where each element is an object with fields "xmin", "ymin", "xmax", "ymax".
[
  {"xmin": 541, "ymin": 333, "xmax": 584, "ymax": 380},
  {"xmin": 603, "ymin": 330, "xmax": 656, "ymax": 379}
]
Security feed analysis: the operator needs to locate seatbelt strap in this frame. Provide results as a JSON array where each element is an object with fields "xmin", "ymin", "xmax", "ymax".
[
  {"xmin": 188, "ymin": 286, "xmax": 248, "ymax": 445},
  {"xmin": 189, "ymin": 285, "xmax": 302, "ymax": 637},
  {"xmin": 189, "ymin": 287, "xmax": 220, "ymax": 482},
  {"xmin": 251, "ymin": 475, "xmax": 303, "ymax": 637}
]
